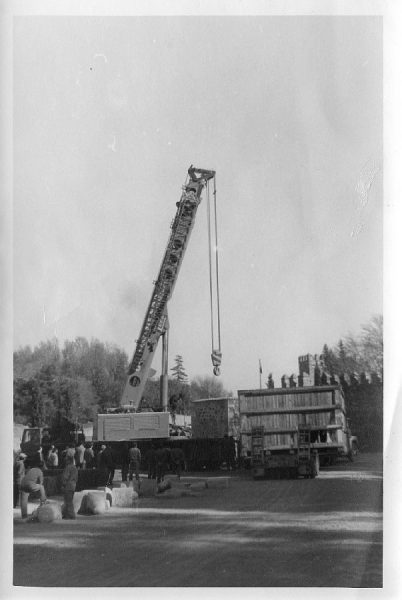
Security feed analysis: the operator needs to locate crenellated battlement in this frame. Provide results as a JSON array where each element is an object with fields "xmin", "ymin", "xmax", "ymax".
[{"xmin": 273, "ymin": 353, "xmax": 382, "ymax": 391}]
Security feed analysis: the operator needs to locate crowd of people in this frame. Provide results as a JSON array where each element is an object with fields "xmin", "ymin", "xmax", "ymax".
[
  {"xmin": 13, "ymin": 440, "xmax": 187, "ymax": 519},
  {"xmin": 13, "ymin": 437, "xmax": 236, "ymax": 520},
  {"xmin": 120, "ymin": 442, "xmax": 186, "ymax": 484},
  {"xmin": 13, "ymin": 442, "xmax": 97, "ymax": 520}
]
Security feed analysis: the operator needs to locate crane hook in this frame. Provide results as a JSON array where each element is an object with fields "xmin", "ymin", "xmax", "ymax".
[{"xmin": 211, "ymin": 348, "xmax": 222, "ymax": 377}]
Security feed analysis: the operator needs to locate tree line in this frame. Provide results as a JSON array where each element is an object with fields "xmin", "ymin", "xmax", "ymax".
[
  {"xmin": 320, "ymin": 315, "xmax": 383, "ymax": 379},
  {"xmin": 318, "ymin": 315, "xmax": 383, "ymax": 452},
  {"xmin": 13, "ymin": 339, "xmax": 231, "ymax": 428},
  {"xmin": 265, "ymin": 314, "xmax": 383, "ymax": 388},
  {"xmin": 265, "ymin": 314, "xmax": 382, "ymax": 452},
  {"xmin": 14, "ymin": 315, "xmax": 383, "ymax": 450}
]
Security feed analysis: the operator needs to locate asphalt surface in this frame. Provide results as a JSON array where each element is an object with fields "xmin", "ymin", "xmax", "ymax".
[{"xmin": 13, "ymin": 453, "xmax": 382, "ymax": 587}]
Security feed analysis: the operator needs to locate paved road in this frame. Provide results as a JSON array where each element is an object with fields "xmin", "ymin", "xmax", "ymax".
[{"xmin": 13, "ymin": 453, "xmax": 382, "ymax": 587}]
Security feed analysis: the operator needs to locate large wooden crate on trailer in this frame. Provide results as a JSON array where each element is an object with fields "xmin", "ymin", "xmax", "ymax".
[
  {"xmin": 94, "ymin": 412, "xmax": 169, "ymax": 442},
  {"xmin": 191, "ymin": 397, "xmax": 240, "ymax": 439},
  {"xmin": 238, "ymin": 386, "xmax": 350, "ymax": 460}
]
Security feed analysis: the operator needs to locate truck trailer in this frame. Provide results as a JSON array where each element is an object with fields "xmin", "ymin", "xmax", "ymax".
[
  {"xmin": 239, "ymin": 385, "xmax": 354, "ymax": 468},
  {"xmin": 250, "ymin": 424, "xmax": 320, "ymax": 479}
]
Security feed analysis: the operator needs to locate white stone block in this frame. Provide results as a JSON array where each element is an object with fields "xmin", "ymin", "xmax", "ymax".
[
  {"xmin": 86, "ymin": 490, "xmax": 107, "ymax": 514},
  {"xmin": 36, "ymin": 501, "xmax": 62, "ymax": 523},
  {"xmin": 112, "ymin": 487, "xmax": 139, "ymax": 507}
]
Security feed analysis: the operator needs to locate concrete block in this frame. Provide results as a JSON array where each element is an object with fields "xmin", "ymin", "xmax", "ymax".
[
  {"xmin": 157, "ymin": 480, "xmax": 172, "ymax": 494},
  {"xmin": 38, "ymin": 501, "xmax": 62, "ymax": 522},
  {"xmin": 31, "ymin": 501, "xmax": 62, "ymax": 523},
  {"xmin": 137, "ymin": 479, "xmax": 157, "ymax": 497},
  {"xmin": 204, "ymin": 477, "xmax": 229, "ymax": 489},
  {"xmin": 189, "ymin": 481, "xmax": 208, "ymax": 491},
  {"xmin": 85, "ymin": 490, "xmax": 108, "ymax": 515},
  {"xmin": 112, "ymin": 487, "xmax": 139, "ymax": 507}
]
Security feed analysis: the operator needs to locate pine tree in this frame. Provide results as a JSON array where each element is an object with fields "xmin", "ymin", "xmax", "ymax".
[
  {"xmin": 321, "ymin": 344, "xmax": 337, "ymax": 374},
  {"xmin": 337, "ymin": 339, "xmax": 348, "ymax": 373},
  {"xmin": 170, "ymin": 355, "xmax": 188, "ymax": 383}
]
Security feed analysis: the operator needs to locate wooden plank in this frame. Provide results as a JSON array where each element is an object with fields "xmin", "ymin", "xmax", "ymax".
[
  {"xmin": 242, "ymin": 424, "xmax": 343, "ymax": 435},
  {"xmin": 240, "ymin": 404, "xmax": 343, "ymax": 416}
]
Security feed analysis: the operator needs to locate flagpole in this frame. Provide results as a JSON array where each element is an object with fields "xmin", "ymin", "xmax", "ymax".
[{"xmin": 259, "ymin": 359, "xmax": 262, "ymax": 389}]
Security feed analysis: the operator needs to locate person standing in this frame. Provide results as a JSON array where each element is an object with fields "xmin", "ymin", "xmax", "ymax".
[
  {"xmin": 13, "ymin": 453, "xmax": 26, "ymax": 508},
  {"xmin": 61, "ymin": 451, "xmax": 78, "ymax": 519},
  {"xmin": 145, "ymin": 444, "xmax": 157, "ymax": 479},
  {"xmin": 97, "ymin": 444, "xmax": 106, "ymax": 468},
  {"xmin": 128, "ymin": 443, "xmax": 141, "ymax": 482},
  {"xmin": 155, "ymin": 444, "xmax": 170, "ymax": 484},
  {"xmin": 75, "ymin": 441, "xmax": 85, "ymax": 469},
  {"xmin": 47, "ymin": 445, "xmax": 59, "ymax": 469},
  {"xmin": 170, "ymin": 446, "xmax": 185, "ymax": 480},
  {"xmin": 99, "ymin": 444, "xmax": 115, "ymax": 487},
  {"xmin": 83, "ymin": 443, "xmax": 95, "ymax": 469},
  {"xmin": 223, "ymin": 435, "xmax": 236, "ymax": 471},
  {"xmin": 121, "ymin": 442, "xmax": 129, "ymax": 483}
]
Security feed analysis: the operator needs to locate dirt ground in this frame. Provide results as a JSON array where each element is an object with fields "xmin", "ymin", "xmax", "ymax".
[{"xmin": 13, "ymin": 452, "xmax": 382, "ymax": 588}]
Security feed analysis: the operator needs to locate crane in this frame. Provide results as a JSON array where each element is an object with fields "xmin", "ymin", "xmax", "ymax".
[{"xmin": 120, "ymin": 166, "xmax": 222, "ymax": 411}]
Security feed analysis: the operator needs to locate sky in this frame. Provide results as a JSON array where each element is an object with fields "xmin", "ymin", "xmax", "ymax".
[{"xmin": 13, "ymin": 15, "xmax": 383, "ymax": 394}]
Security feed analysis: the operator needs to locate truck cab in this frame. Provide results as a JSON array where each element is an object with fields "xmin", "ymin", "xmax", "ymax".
[
  {"xmin": 20, "ymin": 422, "xmax": 85, "ymax": 461},
  {"xmin": 20, "ymin": 426, "xmax": 51, "ymax": 460}
]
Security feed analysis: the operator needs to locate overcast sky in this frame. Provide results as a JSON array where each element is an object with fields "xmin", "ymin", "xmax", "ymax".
[{"xmin": 13, "ymin": 15, "xmax": 382, "ymax": 393}]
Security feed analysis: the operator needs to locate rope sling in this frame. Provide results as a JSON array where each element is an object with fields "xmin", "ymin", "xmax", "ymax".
[{"xmin": 206, "ymin": 176, "xmax": 222, "ymax": 376}]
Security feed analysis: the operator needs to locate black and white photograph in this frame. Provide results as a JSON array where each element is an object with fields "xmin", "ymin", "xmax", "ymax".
[{"xmin": 2, "ymin": 0, "xmax": 401, "ymax": 594}]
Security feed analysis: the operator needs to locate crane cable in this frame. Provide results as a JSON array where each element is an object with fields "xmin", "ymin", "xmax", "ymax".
[{"xmin": 206, "ymin": 175, "xmax": 222, "ymax": 376}]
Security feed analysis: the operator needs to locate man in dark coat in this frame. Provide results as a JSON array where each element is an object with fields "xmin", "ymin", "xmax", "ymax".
[
  {"xmin": 155, "ymin": 444, "xmax": 171, "ymax": 484},
  {"xmin": 170, "ymin": 446, "xmax": 185, "ymax": 480},
  {"xmin": 223, "ymin": 435, "xmax": 236, "ymax": 471},
  {"xmin": 145, "ymin": 444, "xmax": 157, "ymax": 479},
  {"xmin": 83, "ymin": 443, "xmax": 95, "ymax": 469},
  {"xmin": 99, "ymin": 444, "xmax": 115, "ymax": 487},
  {"xmin": 121, "ymin": 442, "xmax": 129, "ymax": 482},
  {"xmin": 61, "ymin": 451, "xmax": 78, "ymax": 519}
]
